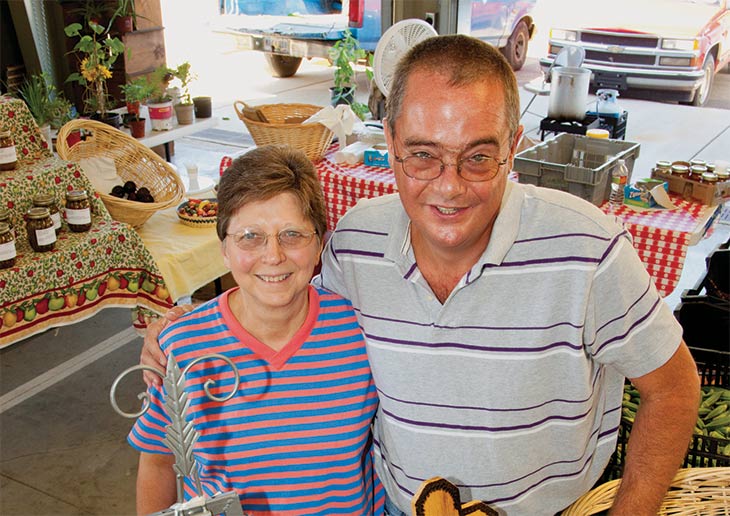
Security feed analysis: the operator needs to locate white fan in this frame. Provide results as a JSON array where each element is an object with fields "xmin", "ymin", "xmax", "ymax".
[{"xmin": 373, "ymin": 19, "xmax": 438, "ymax": 97}]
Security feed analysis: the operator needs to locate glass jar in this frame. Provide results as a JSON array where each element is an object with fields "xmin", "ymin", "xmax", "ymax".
[
  {"xmin": 0, "ymin": 130, "xmax": 17, "ymax": 171},
  {"xmin": 655, "ymin": 160, "xmax": 671, "ymax": 173},
  {"xmin": 700, "ymin": 172, "xmax": 718, "ymax": 184},
  {"xmin": 689, "ymin": 159, "xmax": 706, "ymax": 168},
  {"xmin": 671, "ymin": 164, "xmax": 689, "ymax": 177},
  {"xmin": 716, "ymin": 168, "xmax": 729, "ymax": 182},
  {"xmin": 0, "ymin": 222, "xmax": 16, "ymax": 269},
  {"xmin": 706, "ymin": 163, "xmax": 716, "ymax": 173},
  {"xmin": 65, "ymin": 190, "xmax": 91, "ymax": 232},
  {"xmin": 0, "ymin": 208, "xmax": 14, "ymax": 239},
  {"xmin": 689, "ymin": 165, "xmax": 707, "ymax": 181},
  {"xmin": 33, "ymin": 194, "xmax": 61, "ymax": 234},
  {"xmin": 26, "ymin": 207, "xmax": 56, "ymax": 252}
]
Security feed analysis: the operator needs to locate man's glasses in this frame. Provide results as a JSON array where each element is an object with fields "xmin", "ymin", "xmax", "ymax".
[
  {"xmin": 226, "ymin": 229, "xmax": 318, "ymax": 251},
  {"xmin": 393, "ymin": 146, "xmax": 509, "ymax": 182}
]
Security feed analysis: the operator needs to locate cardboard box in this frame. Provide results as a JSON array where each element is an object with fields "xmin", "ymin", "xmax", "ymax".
[
  {"xmin": 651, "ymin": 168, "xmax": 730, "ymax": 206},
  {"xmin": 623, "ymin": 179, "xmax": 668, "ymax": 208},
  {"xmin": 363, "ymin": 144, "xmax": 389, "ymax": 168}
]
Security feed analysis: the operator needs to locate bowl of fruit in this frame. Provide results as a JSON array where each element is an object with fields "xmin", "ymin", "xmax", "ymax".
[{"xmin": 177, "ymin": 198, "xmax": 218, "ymax": 228}]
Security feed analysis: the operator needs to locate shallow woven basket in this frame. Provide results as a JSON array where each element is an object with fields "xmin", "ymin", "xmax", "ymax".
[
  {"xmin": 562, "ymin": 467, "xmax": 730, "ymax": 515},
  {"xmin": 57, "ymin": 119, "xmax": 184, "ymax": 228},
  {"xmin": 176, "ymin": 200, "xmax": 217, "ymax": 228},
  {"xmin": 234, "ymin": 101, "xmax": 334, "ymax": 161}
]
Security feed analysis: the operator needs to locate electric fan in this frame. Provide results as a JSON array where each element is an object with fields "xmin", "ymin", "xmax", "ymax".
[{"xmin": 373, "ymin": 19, "xmax": 438, "ymax": 97}]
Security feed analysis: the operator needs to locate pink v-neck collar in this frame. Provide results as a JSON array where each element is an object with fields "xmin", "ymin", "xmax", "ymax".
[{"xmin": 219, "ymin": 286, "xmax": 320, "ymax": 370}]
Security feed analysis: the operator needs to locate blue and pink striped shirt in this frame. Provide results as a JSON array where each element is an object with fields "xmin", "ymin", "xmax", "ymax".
[{"xmin": 129, "ymin": 286, "xmax": 383, "ymax": 515}]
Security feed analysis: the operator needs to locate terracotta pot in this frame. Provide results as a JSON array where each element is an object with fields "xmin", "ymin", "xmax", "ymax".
[
  {"xmin": 193, "ymin": 96, "xmax": 212, "ymax": 118},
  {"xmin": 129, "ymin": 118, "xmax": 146, "ymax": 138},
  {"xmin": 115, "ymin": 15, "xmax": 134, "ymax": 34},
  {"xmin": 174, "ymin": 103, "xmax": 195, "ymax": 125}
]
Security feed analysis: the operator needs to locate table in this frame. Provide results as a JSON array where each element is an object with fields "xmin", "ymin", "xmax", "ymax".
[
  {"xmin": 137, "ymin": 207, "xmax": 229, "ymax": 303},
  {"xmin": 0, "ymin": 97, "xmax": 173, "ymax": 348},
  {"xmin": 313, "ymin": 146, "xmax": 719, "ymax": 298}
]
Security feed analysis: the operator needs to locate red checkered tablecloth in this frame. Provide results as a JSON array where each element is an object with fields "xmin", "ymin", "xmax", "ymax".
[{"xmin": 232, "ymin": 147, "xmax": 717, "ymax": 298}]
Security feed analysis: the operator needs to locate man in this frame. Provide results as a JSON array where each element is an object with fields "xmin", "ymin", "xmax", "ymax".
[{"xmin": 143, "ymin": 35, "xmax": 699, "ymax": 515}]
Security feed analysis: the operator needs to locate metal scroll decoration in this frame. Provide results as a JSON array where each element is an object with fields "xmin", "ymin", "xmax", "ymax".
[{"xmin": 110, "ymin": 353, "xmax": 244, "ymax": 516}]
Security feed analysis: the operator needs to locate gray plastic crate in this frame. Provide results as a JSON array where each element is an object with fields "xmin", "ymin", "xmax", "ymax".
[{"xmin": 514, "ymin": 133, "xmax": 641, "ymax": 206}]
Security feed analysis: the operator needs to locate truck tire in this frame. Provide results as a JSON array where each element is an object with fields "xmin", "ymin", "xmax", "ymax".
[
  {"xmin": 265, "ymin": 54, "xmax": 303, "ymax": 78},
  {"xmin": 501, "ymin": 21, "xmax": 529, "ymax": 71},
  {"xmin": 685, "ymin": 54, "xmax": 714, "ymax": 107}
]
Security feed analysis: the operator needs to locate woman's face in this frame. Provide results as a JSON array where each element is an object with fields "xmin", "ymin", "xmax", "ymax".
[{"xmin": 221, "ymin": 192, "xmax": 322, "ymax": 314}]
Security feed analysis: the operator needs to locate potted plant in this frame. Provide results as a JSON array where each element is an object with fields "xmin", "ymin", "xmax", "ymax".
[
  {"xmin": 146, "ymin": 65, "xmax": 176, "ymax": 131},
  {"xmin": 172, "ymin": 62, "xmax": 196, "ymax": 125},
  {"xmin": 64, "ymin": 20, "xmax": 126, "ymax": 128},
  {"xmin": 17, "ymin": 73, "xmax": 75, "ymax": 146},
  {"xmin": 108, "ymin": 0, "xmax": 136, "ymax": 34},
  {"xmin": 120, "ymin": 77, "xmax": 153, "ymax": 138},
  {"xmin": 327, "ymin": 29, "xmax": 371, "ymax": 120}
]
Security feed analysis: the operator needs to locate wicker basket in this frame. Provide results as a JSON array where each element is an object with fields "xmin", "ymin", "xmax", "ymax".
[
  {"xmin": 234, "ymin": 101, "xmax": 334, "ymax": 161},
  {"xmin": 562, "ymin": 467, "xmax": 730, "ymax": 515},
  {"xmin": 57, "ymin": 119, "xmax": 184, "ymax": 228}
]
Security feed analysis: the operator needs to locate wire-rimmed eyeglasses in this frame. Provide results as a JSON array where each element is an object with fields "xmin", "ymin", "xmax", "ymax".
[
  {"xmin": 226, "ymin": 229, "xmax": 318, "ymax": 251},
  {"xmin": 393, "ymin": 146, "xmax": 509, "ymax": 182}
]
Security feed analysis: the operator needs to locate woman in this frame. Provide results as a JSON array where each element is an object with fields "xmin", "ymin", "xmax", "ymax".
[{"xmin": 129, "ymin": 145, "xmax": 383, "ymax": 515}]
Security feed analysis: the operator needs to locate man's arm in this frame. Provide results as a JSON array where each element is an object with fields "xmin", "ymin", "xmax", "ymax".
[
  {"xmin": 609, "ymin": 341, "xmax": 700, "ymax": 515},
  {"xmin": 136, "ymin": 452, "xmax": 177, "ymax": 515}
]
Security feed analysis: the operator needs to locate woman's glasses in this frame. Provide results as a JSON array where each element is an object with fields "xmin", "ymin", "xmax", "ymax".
[{"xmin": 226, "ymin": 229, "xmax": 318, "ymax": 251}]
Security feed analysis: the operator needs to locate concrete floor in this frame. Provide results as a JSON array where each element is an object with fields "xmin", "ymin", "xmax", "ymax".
[{"xmin": 2, "ymin": 9, "xmax": 730, "ymax": 515}]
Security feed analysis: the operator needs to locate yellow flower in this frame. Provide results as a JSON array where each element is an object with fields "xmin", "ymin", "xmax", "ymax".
[{"xmin": 80, "ymin": 57, "xmax": 112, "ymax": 83}]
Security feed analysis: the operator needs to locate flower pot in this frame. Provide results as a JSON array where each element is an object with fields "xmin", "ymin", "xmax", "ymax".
[
  {"xmin": 147, "ymin": 101, "xmax": 174, "ymax": 131},
  {"xmin": 92, "ymin": 112, "xmax": 122, "ymax": 129},
  {"xmin": 193, "ymin": 96, "xmax": 212, "ymax": 118},
  {"xmin": 114, "ymin": 15, "xmax": 134, "ymax": 35},
  {"xmin": 129, "ymin": 118, "xmax": 146, "ymax": 138},
  {"xmin": 126, "ymin": 101, "xmax": 140, "ymax": 117},
  {"xmin": 330, "ymin": 87, "xmax": 355, "ymax": 107},
  {"xmin": 174, "ymin": 103, "xmax": 195, "ymax": 125}
]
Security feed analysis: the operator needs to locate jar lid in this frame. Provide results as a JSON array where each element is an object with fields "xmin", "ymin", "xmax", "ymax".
[
  {"xmin": 586, "ymin": 129, "xmax": 610, "ymax": 139},
  {"xmin": 716, "ymin": 169, "xmax": 730, "ymax": 179},
  {"xmin": 690, "ymin": 165, "xmax": 707, "ymax": 174},
  {"xmin": 0, "ymin": 222, "xmax": 9, "ymax": 234},
  {"xmin": 27, "ymin": 207, "xmax": 50, "ymax": 219},
  {"xmin": 655, "ymin": 160, "xmax": 672, "ymax": 169},
  {"xmin": 66, "ymin": 189, "xmax": 88, "ymax": 201},
  {"xmin": 701, "ymin": 172, "xmax": 718, "ymax": 182},
  {"xmin": 32, "ymin": 194, "xmax": 55, "ymax": 206},
  {"xmin": 671, "ymin": 164, "xmax": 689, "ymax": 174},
  {"xmin": 689, "ymin": 159, "xmax": 706, "ymax": 167}
]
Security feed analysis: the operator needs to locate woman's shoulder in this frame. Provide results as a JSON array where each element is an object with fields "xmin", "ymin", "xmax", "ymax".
[{"xmin": 159, "ymin": 296, "xmax": 225, "ymax": 350}]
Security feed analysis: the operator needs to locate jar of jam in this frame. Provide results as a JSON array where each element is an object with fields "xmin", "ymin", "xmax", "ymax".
[
  {"xmin": 0, "ymin": 208, "xmax": 14, "ymax": 239},
  {"xmin": 689, "ymin": 165, "xmax": 707, "ymax": 181},
  {"xmin": 689, "ymin": 159, "xmax": 706, "ymax": 168},
  {"xmin": 26, "ymin": 207, "xmax": 56, "ymax": 252},
  {"xmin": 0, "ymin": 222, "xmax": 16, "ymax": 269},
  {"xmin": 65, "ymin": 190, "xmax": 91, "ymax": 232},
  {"xmin": 700, "ymin": 172, "xmax": 718, "ymax": 184},
  {"xmin": 655, "ymin": 160, "xmax": 671, "ymax": 173},
  {"xmin": 707, "ymin": 163, "xmax": 716, "ymax": 173},
  {"xmin": 0, "ymin": 130, "xmax": 17, "ymax": 171},
  {"xmin": 716, "ymin": 168, "xmax": 730, "ymax": 182},
  {"xmin": 33, "ymin": 194, "xmax": 61, "ymax": 234},
  {"xmin": 671, "ymin": 164, "xmax": 689, "ymax": 177}
]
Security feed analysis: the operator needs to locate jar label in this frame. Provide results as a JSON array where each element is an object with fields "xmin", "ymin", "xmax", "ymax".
[
  {"xmin": 0, "ymin": 241, "xmax": 16, "ymax": 260},
  {"xmin": 35, "ymin": 226, "xmax": 56, "ymax": 246},
  {"xmin": 51, "ymin": 212, "xmax": 62, "ymax": 230},
  {"xmin": 0, "ymin": 146, "xmax": 17, "ymax": 164},
  {"xmin": 66, "ymin": 207, "xmax": 91, "ymax": 225}
]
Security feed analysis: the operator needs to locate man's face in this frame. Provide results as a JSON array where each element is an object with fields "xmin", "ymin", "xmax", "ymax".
[{"xmin": 385, "ymin": 69, "xmax": 524, "ymax": 258}]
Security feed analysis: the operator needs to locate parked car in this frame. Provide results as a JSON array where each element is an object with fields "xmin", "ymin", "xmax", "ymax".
[
  {"xmin": 215, "ymin": 0, "xmax": 536, "ymax": 77},
  {"xmin": 539, "ymin": 0, "xmax": 730, "ymax": 106}
]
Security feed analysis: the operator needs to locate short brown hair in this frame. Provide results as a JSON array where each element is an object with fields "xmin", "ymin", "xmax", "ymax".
[
  {"xmin": 215, "ymin": 145, "xmax": 327, "ymax": 241},
  {"xmin": 385, "ymin": 34, "xmax": 519, "ymax": 137}
]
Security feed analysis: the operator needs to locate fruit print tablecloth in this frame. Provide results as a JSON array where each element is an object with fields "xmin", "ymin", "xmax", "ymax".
[
  {"xmin": 311, "ymin": 145, "xmax": 719, "ymax": 298},
  {"xmin": 0, "ymin": 96, "xmax": 173, "ymax": 347}
]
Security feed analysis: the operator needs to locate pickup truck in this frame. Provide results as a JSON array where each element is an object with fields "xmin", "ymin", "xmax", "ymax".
[
  {"xmin": 215, "ymin": 0, "xmax": 536, "ymax": 77},
  {"xmin": 539, "ymin": 0, "xmax": 730, "ymax": 106}
]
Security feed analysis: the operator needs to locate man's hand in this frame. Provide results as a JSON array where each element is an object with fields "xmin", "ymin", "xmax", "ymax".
[
  {"xmin": 141, "ymin": 304, "xmax": 193, "ymax": 387},
  {"xmin": 609, "ymin": 341, "xmax": 700, "ymax": 515}
]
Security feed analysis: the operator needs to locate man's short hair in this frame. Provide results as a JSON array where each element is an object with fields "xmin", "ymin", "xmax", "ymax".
[
  {"xmin": 216, "ymin": 144, "xmax": 327, "ymax": 241},
  {"xmin": 385, "ymin": 34, "xmax": 520, "ymax": 138}
]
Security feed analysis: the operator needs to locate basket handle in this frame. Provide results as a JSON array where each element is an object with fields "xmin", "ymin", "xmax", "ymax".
[
  {"xmin": 233, "ymin": 101, "xmax": 269, "ymax": 123},
  {"xmin": 233, "ymin": 100, "xmax": 248, "ymax": 121}
]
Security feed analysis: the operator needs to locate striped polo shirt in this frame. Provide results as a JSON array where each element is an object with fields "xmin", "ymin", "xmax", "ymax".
[
  {"xmin": 129, "ymin": 286, "xmax": 383, "ymax": 515},
  {"xmin": 315, "ymin": 181, "xmax": 682, "ymax": 515}
]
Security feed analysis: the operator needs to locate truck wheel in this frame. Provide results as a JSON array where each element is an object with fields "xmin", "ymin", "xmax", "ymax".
[
  {"xmin": 265, "ymin": 54, "xmax": 303, "ymax": 78},
  {"xmin": 686, "ymin": 54, "xmax": 714, "ymax": 107},
  {"xmin": 501, "ymin": 21, "xmax": 529, "ymax": 71}
]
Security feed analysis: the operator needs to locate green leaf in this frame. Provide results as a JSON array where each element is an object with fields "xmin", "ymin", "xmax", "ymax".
[{"xmin": 64, "ymin": 23, "xmax": 82, "ymax": 37}]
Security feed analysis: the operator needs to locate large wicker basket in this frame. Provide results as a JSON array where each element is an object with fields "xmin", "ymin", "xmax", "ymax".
[
  {"xmin": 57, "ymin": 119, "xmax": 185, "ymax": 228},
  {"xmin": 234, "ymin": 101, "xmax": 334, "ymax": 161},
  {"xmin": 562, "ymin": 467, "xmax": 730, "ymax": 515}
]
